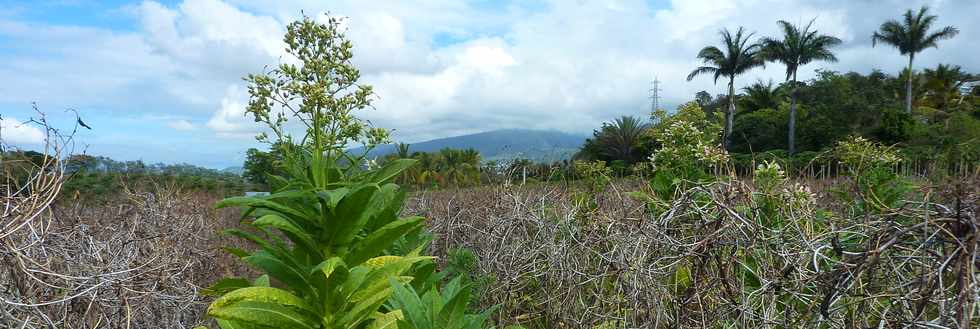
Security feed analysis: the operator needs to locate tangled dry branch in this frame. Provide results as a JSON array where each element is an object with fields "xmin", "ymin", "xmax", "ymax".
[
  {"xmin": 413, "ymin": 176, "xmax": 979, "ymax": 328},
  {"xmin": 1, "ymin": 110, "xmax": 244, "ymax": 328}
]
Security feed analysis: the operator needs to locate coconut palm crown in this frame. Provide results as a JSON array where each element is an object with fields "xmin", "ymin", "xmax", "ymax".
[
  {"xmin": 760, "ymin": 19, "xmax": 841, "ymax": 155},
  {"xmin": 687, "ymin": 27, "xmax": 765, "ymax": 151},
  {"xmin": 872, "ymin": 6, "xmax": 959, "ymax": 114}
]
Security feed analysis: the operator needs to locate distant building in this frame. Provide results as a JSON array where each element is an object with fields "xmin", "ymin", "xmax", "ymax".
[{"xmin": 960, "ymin": 81, "xmax": 979, "ymax": 95}]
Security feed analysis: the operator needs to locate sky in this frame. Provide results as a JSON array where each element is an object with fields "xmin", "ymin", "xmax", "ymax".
[{"xmin": 1, "ymin": 0, "xmax": 977, "ymax": 168}]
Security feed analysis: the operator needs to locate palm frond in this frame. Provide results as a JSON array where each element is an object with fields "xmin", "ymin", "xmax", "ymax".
[
  {"xmin": 687, "ymin": 66, "xmax": 719, "ymax": 82},
  {"xmin": 922, "ymin": 26, "xmax": 960, "ymax": 49},
  {"xmin": 762, "ymin": 18, "xmax": 839, "ymax": 81},
  {"xmin": 875, "ymin": 6, "xmax": 956, "ymax": 55}
]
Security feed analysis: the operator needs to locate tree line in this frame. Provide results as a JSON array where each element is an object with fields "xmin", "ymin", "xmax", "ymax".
[
  {"xmin": 580, "ymin": 6, "xmax": 976, "ymax": 172},
  {"xmin": 5, "ymin": 152, "xmax": 250, "ymax": 199}
]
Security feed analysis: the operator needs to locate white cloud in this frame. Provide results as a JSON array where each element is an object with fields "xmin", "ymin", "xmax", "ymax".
[
  {"xmin": 167, "ymin": 119, "xmax": 196, "ymax": 131},
  {"xmin": 206, "ymin": 85, "xmax": 255, "ymax": 138},
  {"xmin": 0, "ymin": 117, "xmax": 45, "ymax": 145}
]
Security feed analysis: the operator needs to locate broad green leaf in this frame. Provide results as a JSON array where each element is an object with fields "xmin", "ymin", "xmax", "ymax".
[
  {"xmin": 202, "ymin": 278, "xmax": 252, "ymax": 296},
  {"xmin": 338, "ymin": 286, "xmax": 397, "ymax": 327},
  {"xmin": 438, "ymin": 277, "xmax": 471, "ymax": 327},
  {"xmin": 316, "ymin": 188, "xmax": 350, "ymax": 209},
  {"xmin": 388, "ymin": 277, "xmax": 430, "ymax": 329},
  {"xmin": 346, "ymin": 216, "xmax": 425, "ymax": 266},
  {"xmin": 243, "ymin": 251, "xmax": 310, "ymax": 294},
  {"xmin": 216, "ymin": 197, "xmax": 315, "ymax": 228},
  {"xmin": 365, "ymin": 184, "xmax": 405, "ymax": 231},
  {"xmin": 223, "ymin": 229, "xmax": 299, "ymax": 269},
  {"xmin": 215, "ymin": 319, "xmax": 257, "ymax": 329},
  {"xmin": 311, "ymin": 257, "xmax": 346, "ymax": 277},
  {"xmin": 327, "ymin": 184, "xmax": 381, "ymax": 250},
  {"xmin": 367, "ymin": 310, "xmax": 403, "ymax": 329},
  {"xmin": 210, "ymin": 286, "xmax": 316, "ymax": 314},
  {"xmin": 252, "ymin": 214, "xmax": 320, "ymax": 257},
  {"xmin": 209, "ymin": 300, "xmax": 318, "ymax": 329},
  {"xmin": 311, "ymin": 257, "xmax": 350, "ymax": 311},
  {"xmin": 368, "ymin": 159, "xmax": 417, "ymax": 184}
]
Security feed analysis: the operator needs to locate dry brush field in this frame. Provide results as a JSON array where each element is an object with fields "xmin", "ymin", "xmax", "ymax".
[{"xmin": 3, "ymin": 172, "xmax": 979, "ymax": 328}]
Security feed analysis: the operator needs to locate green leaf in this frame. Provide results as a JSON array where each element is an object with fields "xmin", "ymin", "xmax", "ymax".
[
  {"xmin": 223, "ymin": 247, "xmax": 250, "ymax": 258},
  {"xmin": 316, "ymin": 188, "xmax": 350, "ymax": 209},
  {"xmin": 210, "ymin": 286, "xmax": 317, "ymax": 314},
  {"xmin": 367, "ymin": 310, "xmax": 403, "ymax": 329},
  {"xmin": 326, "ymin": 184, "xmax": 380, "ymax": 250},
  {"xmin": 224, "ymin": 229, "xmax": 300, "ymax": 269},
  {"xmin": 312, "ymin": 257, "xmax": 346, "ymax": 277},
  {"xmin": 346, "ymin": 216, "xmax": 425, "ymax": 266},
  {"xmin": 388, "ymin": 278, "xmax": 429, "ymax": 329},
  {"xmin": 670, "ymin": 264, "xmax": 692, "ymax": 293},
  {"xmin": 369, "ymin": 159, "xmax": 417, "ymax": 184},
  {"xmin": 208, "ymin": 287, "xmax": 320, "ymax": 328},
  {"xmin": 209, "ymin": 301, "xmax": 318, "ymax": 329},
  {"xmin": 438, "ymin": 277, "xmax": 472, "ymax": 328},
  {"xmin": 339, "ymin": 286, "xmax": 398, "ymax": 327},
  {"xmin": 253, "ymin": 275, "xmax": 270, "ymax": 287},
  {"xmin": 365, "ymin": 184, "xmax": 405, "ymax": 231},
  {"xmin": 216, "ymin": 196, "xmax": 316, "ymax": 229},
  {"xmin": 202, "ymin": 278, "xmax": 252, "ymax": 296},
  {"xmin": 311, "ymin": 257, "xmax": 350, "ymax": 311},
  {"xmin": 252, "ymin": 214, "xmax": 320, "ymax": 258},
  {"xmin": 471, "ymin": 304, "xmax": 501, "ymax": 329},
  {"xmin": 243, "ymin": 251, "xmax": 310, "ymax": 294},
  {"xmin": 215, "ymin": 319, "xmax": 255, "ymax": 329}
]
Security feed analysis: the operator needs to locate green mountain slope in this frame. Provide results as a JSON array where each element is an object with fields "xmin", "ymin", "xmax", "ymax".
[{"xmin": 353, "ymin": 129, "xmax": 586, "ymax": 163}]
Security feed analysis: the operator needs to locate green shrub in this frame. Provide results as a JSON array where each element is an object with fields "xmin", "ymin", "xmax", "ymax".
[
  {"xmin": 830, "ymin": 136, "xmax": 914, "ymax": 213},
  {"xmin": 632, "ymin": 102, "xmax": 728, "ymax": 213}
]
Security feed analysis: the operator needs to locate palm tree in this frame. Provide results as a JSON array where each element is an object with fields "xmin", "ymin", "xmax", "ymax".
[
  {"xmin": 687, "ymin": 27, "xmax": 765, "ymax": 150},
  {"xmin": 395, "ymin": 143, "xmax": 411, "ymax": 159},
  {"xmin": 586, "ymin": 115, "xmax": 651, "ymax": 165},
  {"xmin": 872, "ymin": 6, "xmax": 959, "ymax": 114},
  {"xmin": 437, "ymin": 148, "xmax": 480, "ymax": 187},
  {"xmin": 740, "ymin": 79, "xmax": 781, "ymax": 112},
  {"xmin": 921, "ymin": 64, "xmax": 971, "ymax": 112},
  {"xmin": 760, "ymin": 19, "xmax": 841, "ymax": 155}
]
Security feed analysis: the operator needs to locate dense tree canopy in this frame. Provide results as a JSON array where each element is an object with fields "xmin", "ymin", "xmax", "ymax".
[{"xmin": 583, "ymin": 67, "xmax": 979, "ymax": 171}]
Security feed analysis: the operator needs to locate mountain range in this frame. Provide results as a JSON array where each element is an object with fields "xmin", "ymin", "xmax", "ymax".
[{"xmin": 353, "ymin": 129, "xmax": 587, "ymax": 163}]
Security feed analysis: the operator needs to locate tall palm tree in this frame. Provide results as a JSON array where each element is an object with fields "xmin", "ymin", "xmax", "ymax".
[
  {"xmin": 740, "ymin": 79, "xmax": 781, "ymax": 112},
  {"xmin": 760, "ymin": 19, "xmax": 841, "ymax": 155},
  {"xmin": 687, "ymin": 27, "xmax": 764, "ymax": 150},
  {"xmin": 872, "ymin": 6, "xmax": 959, "ymax": 114}
]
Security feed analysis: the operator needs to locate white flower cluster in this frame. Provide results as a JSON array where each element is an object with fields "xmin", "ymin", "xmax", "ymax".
[
  {"xmin": 753, "ymin": 160, "xmax": 786, "ymax": 192},
  {"xmin": 786, "ymin": 182, "xmax": 817, "ymax": 207},
  {"xmin": 649, "ymin": 121, "xmax": 728, "ymax": 170},
  {"xmin": 835, "ymin": 136, "xmax": 901, "ymax": 170}
]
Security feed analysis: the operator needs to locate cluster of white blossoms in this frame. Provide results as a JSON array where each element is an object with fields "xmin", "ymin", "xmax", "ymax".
[
  {"xmin": 753, "ymin": 160, "xmax": 787, "ymax": 192},
  {"xmin": 786, "ymin": 182, "xmax": 818, "ymax": 208},
  {"xmin": 753, "ymin": 160, "xmax": 817, "ymax": 208},
  {"xmin": 649, "ymin": 120, "xmax": 728, "ymax": 171},
  {"xmin": 835, "ymin": 136, "xmax": 901, "ymax": 170}
]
